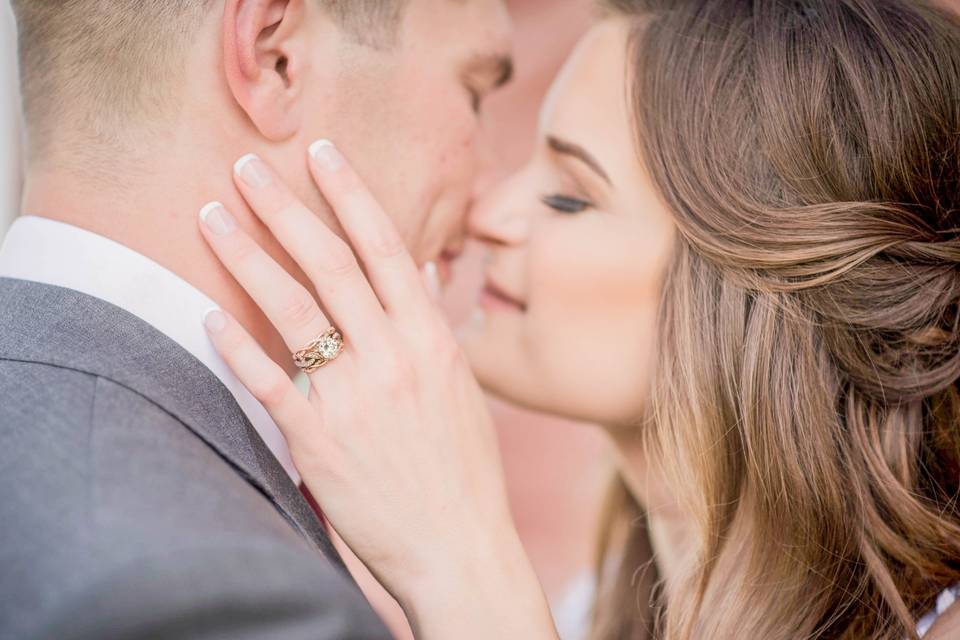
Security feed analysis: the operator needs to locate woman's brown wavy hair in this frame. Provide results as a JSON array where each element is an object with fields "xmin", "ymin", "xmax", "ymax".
[{"xmin": 590, "ymin": 1, "xmax": 960, "ymax": 638}]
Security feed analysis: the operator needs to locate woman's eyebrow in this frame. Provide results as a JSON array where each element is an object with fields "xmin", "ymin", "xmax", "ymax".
[{"xmin": 547, "ymin": 135, "xmax": 612, "ymax": 186}]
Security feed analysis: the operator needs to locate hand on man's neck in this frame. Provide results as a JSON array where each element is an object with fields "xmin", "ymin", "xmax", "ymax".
[{"xmin": 19, "ymin": 124, "xmax": 307, "ymax": 376}]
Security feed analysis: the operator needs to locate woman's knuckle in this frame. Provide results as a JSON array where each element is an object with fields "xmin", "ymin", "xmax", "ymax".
[
  {"xmin": 435, "ymin": 334, "xmax": 464, "ymax": 367},
  {"xmin": 379, "ymin": 357, "xmax": 417, "ymax": 395},
  {"xmin": 218, "ymin": 334, "xmax": 244, "ymax": 358},
  {"xmin": 254, "ymin": 373, "xmax": 291, "ymax": 408},
  {"xmin": 324, "ymin": 239, "xmax": 360, "ymax": 277},
  {"xmin": 228, "ymin": 236, "xmax": 260, "ymax": 263},
  {"xmin": 281, "ymin": 290, "xmax": 320, "ymax": 328},
  {"xmin": 372, "ymin": 230, "xmax": 407, "ymax": 260},
  {"xmin": 335, "ymin": 167, "xmax": 365, "ymax": 194}
]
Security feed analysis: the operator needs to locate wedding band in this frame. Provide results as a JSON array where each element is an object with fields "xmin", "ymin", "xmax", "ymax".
[{"xmin": 292, "ymin": 327, "xmax": 345, "ymax": 373}]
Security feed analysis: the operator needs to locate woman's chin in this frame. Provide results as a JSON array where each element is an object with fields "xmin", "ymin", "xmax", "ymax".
[
  {"xmin": 457, "ymin": 311, "xmax": 499, "ymax": 374},
  {"xmin": 459, "ymin": 320, "xmax": 647, "ymax": 430},
  {"xmin": 458, "ymin": 311, "xmax": 528, "ymax": 399},
  {"xmin": 459, "ymin": 320, "xmax": 573, "ymax": 421}
]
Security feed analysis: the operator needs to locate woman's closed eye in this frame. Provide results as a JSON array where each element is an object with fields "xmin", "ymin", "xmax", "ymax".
[{"xmin": 541, "ymin": 193, "xmax": 593, "ymax": 214}]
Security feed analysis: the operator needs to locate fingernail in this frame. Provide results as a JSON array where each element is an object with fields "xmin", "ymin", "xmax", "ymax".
[
  {"xmin": 204, "ymin": 308, "xmax": 228, "ymax": 333},
  {"xmin": 309, "ymin": 139, "xmax": 344, "ymax": 172},
  {"xmin": 421, "ymin": 261, "xmax": 441, "ymax": 300},
  {"xmin": 200, "ymin": 202, "xmax": 237, "ymax": 236},
  {"xmin": 234, "ymin": 154, "xmax": 271, "ymax": 188}
]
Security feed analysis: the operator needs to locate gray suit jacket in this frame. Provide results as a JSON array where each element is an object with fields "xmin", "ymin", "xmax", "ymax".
[{"xmin": 0, "ymin": 277, "xmax": 392, "ymax": 640}]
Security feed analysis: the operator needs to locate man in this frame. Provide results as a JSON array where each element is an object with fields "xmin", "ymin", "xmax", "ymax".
[{"xmin": 0, "ymin": 0, "xmax": 512, "ymax": 638}]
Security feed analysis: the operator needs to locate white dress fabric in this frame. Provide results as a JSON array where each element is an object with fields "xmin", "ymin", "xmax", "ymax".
[{"xmin": 554, "ymin": 572, "xmax": 596, "ymax": 640}]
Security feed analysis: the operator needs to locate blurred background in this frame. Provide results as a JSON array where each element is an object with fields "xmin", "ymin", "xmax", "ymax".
[
  {"xmin": 0, "ymin": 0, "xmax": 609, "ymax": 636},
  {"xmin": 0, "ymin": 1, "xmax": 19, "ymax": 231}
]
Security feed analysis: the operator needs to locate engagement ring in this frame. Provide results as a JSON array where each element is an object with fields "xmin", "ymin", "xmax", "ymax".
[{"xmin": 293, "ymin": 327, "xmax": 344, "ymax": 373}]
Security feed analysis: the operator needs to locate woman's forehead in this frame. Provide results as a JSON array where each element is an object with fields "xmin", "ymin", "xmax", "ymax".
[{"xmin": 537, "ymin": 20, "xmax": 630, "ymax": 134}]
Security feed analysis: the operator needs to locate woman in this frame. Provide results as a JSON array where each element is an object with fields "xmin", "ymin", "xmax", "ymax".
[{"xmin": 197, "ymin": 0, "xmax": 960, "ymax": 638}]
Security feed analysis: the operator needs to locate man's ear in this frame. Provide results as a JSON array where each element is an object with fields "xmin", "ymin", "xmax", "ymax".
[{"xmin": 223, "ymin": 0, "xmax": 306, "ymax": 141}]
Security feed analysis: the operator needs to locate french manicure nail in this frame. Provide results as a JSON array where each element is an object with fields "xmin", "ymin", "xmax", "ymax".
[
  {"xmin": 421, "ymin": 261, "xmax": 441, "ymax": 300},
  {"xmin": 234, "ymin": 154, "xmax": 271, "ymax": 188},
  {"xmin": 204, "ymin": 308, "xmax": 228, "ymax": 333},
  {"xmin": 309, "ymin": 139, "xmax": 344, "ymax": 172},
  {"xmin": 200, "ymin": 202, "xmax": 237, "ymax": 236}
]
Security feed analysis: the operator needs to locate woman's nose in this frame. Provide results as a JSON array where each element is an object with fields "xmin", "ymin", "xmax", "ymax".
[{"xmin": 468, "ymin": 180, "xmax": 531, "ymax": 246}]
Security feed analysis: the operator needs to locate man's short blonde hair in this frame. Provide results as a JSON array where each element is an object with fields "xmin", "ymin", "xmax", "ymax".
[{"xmin": 10, "ymin": 0, "xmax": 407, "ymax": 155}]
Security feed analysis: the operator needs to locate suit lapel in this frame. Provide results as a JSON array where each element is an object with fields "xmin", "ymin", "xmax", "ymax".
[{"xmin": 0, "ymin": 277, "xmax": 347, "ymax": 572}]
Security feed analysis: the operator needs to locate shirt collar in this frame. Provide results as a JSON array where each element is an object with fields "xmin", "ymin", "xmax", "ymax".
[{"xmin": 0, "ymin": 215, "xmax": 300, "ymax": 483}]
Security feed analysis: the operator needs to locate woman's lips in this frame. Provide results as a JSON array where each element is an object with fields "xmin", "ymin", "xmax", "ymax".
[{"xmin": 479, "ymin": 280, "xmax": 526, "ymax": 313}]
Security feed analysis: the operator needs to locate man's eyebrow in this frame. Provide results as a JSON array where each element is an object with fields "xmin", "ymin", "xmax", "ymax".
[
  {"xmin": 547, "ymin": 135, "xmax": 612, "ymax": 185},
  {"xmin": 466, "ymin": 53, "xmax": 515, "ymax": 89},
  {"xmin": 491, "ymin": 55, "xmax": 514, "ymax": 89}
]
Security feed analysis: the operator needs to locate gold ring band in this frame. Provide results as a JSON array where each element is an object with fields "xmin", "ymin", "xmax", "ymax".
[{"xmin": 292, "ymin": 327, "xmax": 344, "ymax": 373}]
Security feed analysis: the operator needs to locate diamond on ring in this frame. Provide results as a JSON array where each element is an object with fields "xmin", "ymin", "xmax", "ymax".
[
  {"xmin": 315, "ymin": 333, "xmax": 342, "ymax": 360},
  {"xmin": 293, "ymin": 327, "xmax": 344, "ymax": 373}
]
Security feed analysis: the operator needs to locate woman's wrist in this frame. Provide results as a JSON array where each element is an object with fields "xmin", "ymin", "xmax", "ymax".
[{"xmin": 395, "ymin": 529, "xmax": 558, "ymax": 640}]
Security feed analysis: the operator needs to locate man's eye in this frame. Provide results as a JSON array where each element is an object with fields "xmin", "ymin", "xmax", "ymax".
[
  {"xmin": 467, "ymin": 87, "xmax": 482, "ymax": 114},
  {"xmin": 541, "ymin": 194, "xmax": 592, "ymax": 214}
]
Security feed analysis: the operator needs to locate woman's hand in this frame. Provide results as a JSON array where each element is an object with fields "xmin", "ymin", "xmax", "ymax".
[{"xmin": 197, "ymin": 141, "xmax": 557, "ymax": 639}]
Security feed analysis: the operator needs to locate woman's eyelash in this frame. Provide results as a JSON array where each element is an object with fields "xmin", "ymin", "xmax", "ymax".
[{"xmin": 541, "ymin": 194, "xmax": 592, "ymax": 214}]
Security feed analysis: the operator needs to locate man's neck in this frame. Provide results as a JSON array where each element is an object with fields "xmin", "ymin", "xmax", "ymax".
[{"xmin": 20, "ymin": 148, "xmax": 302, "ymax": 375}]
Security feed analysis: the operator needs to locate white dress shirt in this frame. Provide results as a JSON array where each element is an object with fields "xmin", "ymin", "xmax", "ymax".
[
  {"xmin": 0, "ymin": 3, "xmax": 21, "ymax": 232},
  {"xmin": 0, "ymin": 215, "xmax": 300, "ymax": 483}
]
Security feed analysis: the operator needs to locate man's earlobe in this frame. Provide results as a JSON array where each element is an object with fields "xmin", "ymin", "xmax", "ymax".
[{"xmin": 223, "ymin": 0, "xmax": 306, "ymax": 141}]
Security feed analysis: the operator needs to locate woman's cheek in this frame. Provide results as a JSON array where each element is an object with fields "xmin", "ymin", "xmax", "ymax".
[{"xmin": 523, "ymin": 228, "xmax": 662, "ymax": 423}]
